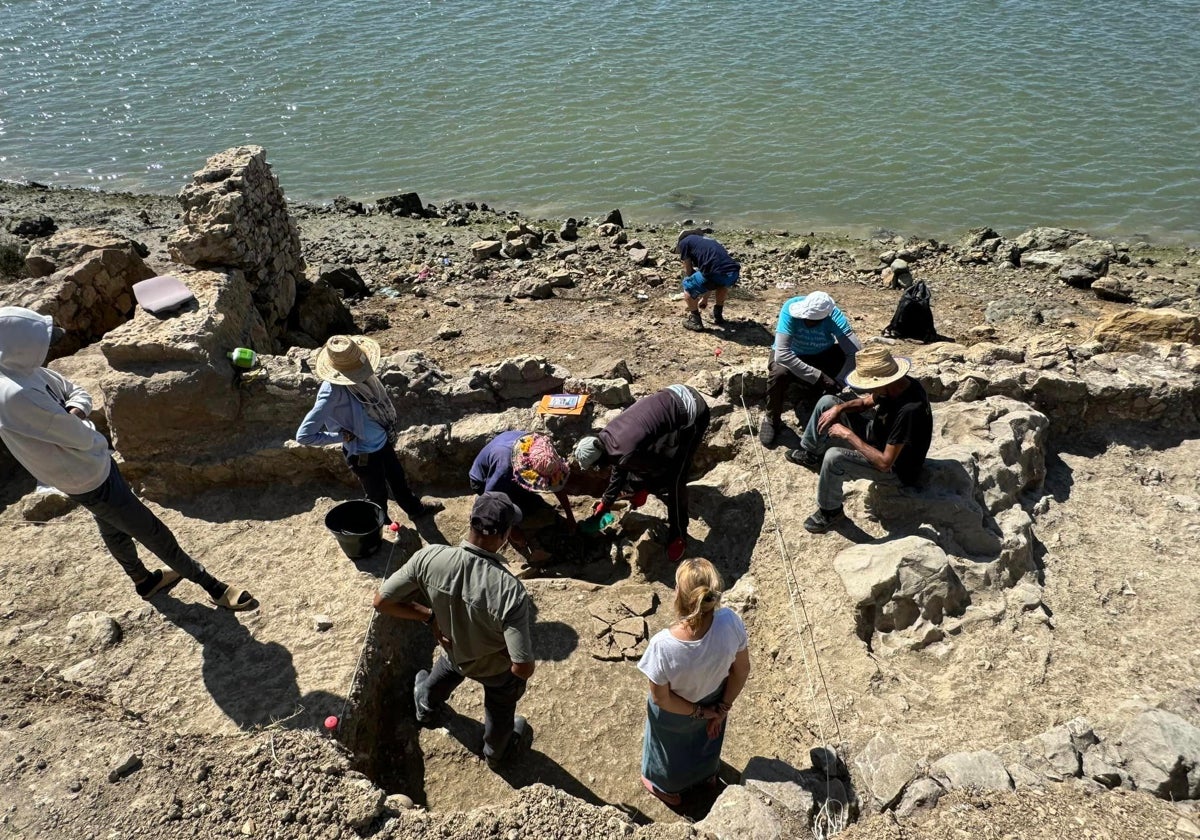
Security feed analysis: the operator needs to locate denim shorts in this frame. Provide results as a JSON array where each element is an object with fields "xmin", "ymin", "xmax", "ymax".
[{"xmin": 682, "ymin": 270, "xmax": 739, "ymax": 297}]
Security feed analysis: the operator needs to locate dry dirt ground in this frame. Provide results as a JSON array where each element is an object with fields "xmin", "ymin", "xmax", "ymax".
[{"xmin": 1, "ymin": 182, "xmax": 1198, "ymax": 838}]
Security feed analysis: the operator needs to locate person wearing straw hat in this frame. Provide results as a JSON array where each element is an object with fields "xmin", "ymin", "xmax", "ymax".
[
  {"xmin": 468, "ymin": 431, "xmax": 576, "ymax": 564},
  {"xmin": 0, "ymin": 307, "xmax": 258, "ymax": 611},
  {"xmin": 674, "ymin": 229, "xmax": 740, "ymax": 332},
  {"xmin": 759, "ymin": 291, "xmax": 862, "ymax": 447},
  {"xmin": 374, "ymin": 491, "xmax": 535, "ymax": 771},
  {"xmin": 297, "ymin": 335, "xmax": 442, "ymax": 537},
  {"xmin": 785, "ymin": 345, "xmax": 932, "ymax": 534},
  {"xmin": 574, "ymin": 384, "xmax": 710, "ymax": 562}
]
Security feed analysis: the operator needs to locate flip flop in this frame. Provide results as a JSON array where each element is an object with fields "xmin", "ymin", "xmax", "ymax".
[
  {"xmin": 212, "ymin": 588, "xmax": 259, "ymax": 612},
  {"xmin": 139, "ymin": 569, "xmax": 182, "ymax": 600},
  {"xmin": 641, "ymin": 776, "xmax": 682, "ymax": 806}
]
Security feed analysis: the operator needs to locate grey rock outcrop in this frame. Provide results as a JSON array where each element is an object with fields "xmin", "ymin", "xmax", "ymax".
[
  {"xmin": 854, "ymin": 732, "xmax": 918, "ymax": 810},
  {"xmin": 291, "ymin": 277, "xmax": 357, "ymax": 345},
  {"xmin": 895, "ymin": 776, "xmax": 944, "ymax": 817},
  {"xmin": 696, "ymin": 785, "xmax": 782, "ymax": 840},
  {"xmin": 930, "ymin": 750, "xmax": 1013, "ymax": 792},
  {"xmin": 834, "ymin": 536, "xmax": 969, "ymax": 651},
  {"xmin": 910, "ymin": 329, "xmax": 1200, "ymax": 439},
  {"xmin": 1117, "ymin": 709, "xmax": 1200, "ymax": 800},
  {"xmin": 167, "ymin": 146, "xmax": 303, "ymax": 347}
]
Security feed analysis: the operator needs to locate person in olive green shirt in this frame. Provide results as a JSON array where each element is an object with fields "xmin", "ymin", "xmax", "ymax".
[{"xmin": 374, "ymin": 491, "xmax": 536, "ymax": 770}]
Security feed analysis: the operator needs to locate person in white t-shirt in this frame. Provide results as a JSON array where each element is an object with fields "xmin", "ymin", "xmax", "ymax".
[{"xmin": 636, "ymin": 558, "xmax": 751, "ymax": 806}]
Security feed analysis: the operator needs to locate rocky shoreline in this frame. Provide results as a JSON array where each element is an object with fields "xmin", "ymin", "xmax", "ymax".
[{"xmin": 2, "ymin": 149, "xmax": 1199, "ymax": 840}]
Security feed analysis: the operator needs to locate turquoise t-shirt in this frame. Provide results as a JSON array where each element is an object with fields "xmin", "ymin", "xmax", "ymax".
[{"xmin": 776, "ymin": 296, "xmax": 855, "ymax": 357}]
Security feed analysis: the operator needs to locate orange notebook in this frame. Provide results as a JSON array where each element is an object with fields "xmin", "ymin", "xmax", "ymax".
[{"xmin": 536, "ymin": 393, "xmax": 589, "ymax": 416}]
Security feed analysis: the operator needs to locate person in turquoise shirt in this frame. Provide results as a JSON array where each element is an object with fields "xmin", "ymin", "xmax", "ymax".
[{"xmin": 759, "ymin": 291, "xmax": 861, "ymax": 447}]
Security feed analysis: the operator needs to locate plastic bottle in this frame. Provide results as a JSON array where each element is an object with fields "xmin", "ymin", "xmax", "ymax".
[{"xmin": 227, "ymin": 348, "xmax": 258, "ymax": 369}]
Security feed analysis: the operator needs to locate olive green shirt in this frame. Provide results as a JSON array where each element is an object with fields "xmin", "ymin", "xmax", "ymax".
[{"xmin": 379, "ymin": 541, "xmax": 533, "ymax": 679}]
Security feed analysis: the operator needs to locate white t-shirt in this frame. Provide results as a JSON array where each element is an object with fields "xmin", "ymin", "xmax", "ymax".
[{"xmin": 637, "ymin": 607, "xmax": 748, "ymax": 703}]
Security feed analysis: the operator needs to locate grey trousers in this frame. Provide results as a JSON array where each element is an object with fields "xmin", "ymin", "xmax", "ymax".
[
  {"xmin": 416, "ymin": 655, "xmax": 527, "ymax": 761},
  {"xmin": 801, "ymin": 395, "xmax": 901, "ymax": 510},
  {"xmin": 67, "ymin": 458, "xmax": 220, "ymax": 594}
]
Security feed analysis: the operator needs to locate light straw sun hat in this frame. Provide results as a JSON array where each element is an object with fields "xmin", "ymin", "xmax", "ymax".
[
  {"xmin": 314, "ymin": 335, "xmax": 381, "ymax": 385},
  {"xmin": 845, "ymin": 345, "xmax": 912, "ymax": 390}
]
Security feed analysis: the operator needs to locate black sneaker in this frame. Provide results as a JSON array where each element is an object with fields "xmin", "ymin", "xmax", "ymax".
[
  {"xmin": 413, "ymin": 669, "xmax": 434, "ymax": 726},
  {"xmin": 804, "ymin": 507, "xmax": 845, "ymax": 534},
  {"xmin": 414, "ymin": 500, "xmax": 444, "ymax": 518},
  {"xmin": 486, "ymin": 716, "xmax": 533, "ymax": 770},
  {"xmin": 786, "ymin": 447, "xmax": 821, "ymax": 470},
  {"xmin": 682, "ymin": 312, "xmax": 704, "ymax": 332},
  {"xmin": 758, "ymin": 417, "xmax": 779, "ymax": 447},
  {"xmin": 712, "ymin": 306, "xmax": 727, "ymax": 326}
]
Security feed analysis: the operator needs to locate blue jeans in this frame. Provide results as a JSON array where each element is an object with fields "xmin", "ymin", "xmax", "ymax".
[
  {"xmin": 67, "ymin": 458, "xmax": 221, "ymax": 594},
  {"xmin": 416, "ymin": 655, "xmax": 527, "ymax": 761},
  {"xmin": 801, "ymin": 395, "xmax": 901, "ymax": 510}
]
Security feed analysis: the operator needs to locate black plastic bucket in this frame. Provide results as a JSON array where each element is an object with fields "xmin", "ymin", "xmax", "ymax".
[{"xmin": 325, "ymin": 500, "xmax": 385, "ymax": 559}]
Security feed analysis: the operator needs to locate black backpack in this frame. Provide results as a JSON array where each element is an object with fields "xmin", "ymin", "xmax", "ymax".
[{"xmin": 883, "ymin": 280, "xmax": 938, "ymax": 343}]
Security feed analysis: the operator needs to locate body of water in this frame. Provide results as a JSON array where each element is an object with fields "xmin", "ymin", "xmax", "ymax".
[{"xmin": 2, "ymin": 0, "xmax": 1198, "ymax": 239}]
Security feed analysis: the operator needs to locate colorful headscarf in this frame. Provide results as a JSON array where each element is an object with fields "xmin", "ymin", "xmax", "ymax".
[{"xmin": 512, "ymin": 434, "xmax": 570, "ymax": 493}]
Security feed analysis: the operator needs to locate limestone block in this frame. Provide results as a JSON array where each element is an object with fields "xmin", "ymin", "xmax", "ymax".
[
  {"xmin": 695, "ymin": 785, "xmax": 781, "ymax": 840},
  {"xmin": 895, "ymin": 776, "xmax": 944, "ymax": 817},
  {"xmin": 930, "ymin": 750, "xmax": 1012, "ymax": 791},
  {"xmin": 291, "ymin": 278, "xmax": 356, "ymax": 344},
  {"xmin": 97, "ymin": 270, "xmax": 269, "ymax": 463},
  {"xmin": 723, "ymin": 360, "xmax": 769, "ymax": 403},
  {"xmin": 66, "ymin": 611, "xmax": 122, "ymax": 651},
  {"xmin": 394, "ymin": 424, "xmax": 452, "ymax": 483},
  {"xmin": 563, "ymin": 377, "xmax": 632, "ymax": 408},
  {"xmin": 854, "ymin": 732, "xmax": 917, "ymax": 810},
  {"xmin": 449, "ymin": 409, "xmax": 533, "ymax": 463},
  {"xmin": 482, "ymin": 356, "xmax": 568, "ymax": 401},
  {"xmin": 834, "ymin": 536, "xmax": 968, "ymax": 650},
  {"xmin": 1092, "ymin": 308, "xmax": 1200, "ymax": 350},
  {"xmin": 1117, "ymin": 709, "xmax": 1200, "ymax": 800}
]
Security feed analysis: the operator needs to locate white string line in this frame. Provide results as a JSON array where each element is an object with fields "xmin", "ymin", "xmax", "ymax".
[
  {"xmin": 738, "ymin": 394, "xmax": 844, "ymax": 745},
  {"xmin": 337, "ymin": 537, "xmax": 399, "ymax": 724}
]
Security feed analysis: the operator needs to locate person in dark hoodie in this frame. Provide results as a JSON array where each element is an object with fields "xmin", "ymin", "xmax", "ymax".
[
  {"xmin": 574, "ymin": 384, "xmax": 709, "ymax": 562},
  {"xmin": 0, "ymin": 306, "xmax": 257, "ymax": 610}
]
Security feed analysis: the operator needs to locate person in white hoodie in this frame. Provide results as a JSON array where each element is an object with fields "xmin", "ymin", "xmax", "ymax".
[{"xmin": 0, "ymin": 306, "xmax": 257, "ymax": 610}]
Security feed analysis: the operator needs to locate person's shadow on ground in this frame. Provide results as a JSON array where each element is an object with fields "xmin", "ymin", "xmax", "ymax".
[
  {"xmin": 432, "ymin": 710, "xmax": 653, "ymax": 823},
  {"xmin": 153, "ymin": 595, "xmax": 343, "ymax": 731}
]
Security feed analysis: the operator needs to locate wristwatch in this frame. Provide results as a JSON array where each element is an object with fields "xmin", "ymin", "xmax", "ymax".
[{"xmin": 423, "ymin": 612, "xmax": 436, "ymax": 625}]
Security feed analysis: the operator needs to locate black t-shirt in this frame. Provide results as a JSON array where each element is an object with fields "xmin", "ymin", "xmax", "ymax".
[{"xmin": 866, "ymin": 378, "xmax": 932, "ymax": 485}]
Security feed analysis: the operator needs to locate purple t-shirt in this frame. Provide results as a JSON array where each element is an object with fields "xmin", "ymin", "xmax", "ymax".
[{"xmin": 469, "ymin": 430, "xmax": 525, "ymax": 495}]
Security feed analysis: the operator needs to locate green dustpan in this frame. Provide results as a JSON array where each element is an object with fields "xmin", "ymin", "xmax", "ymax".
[{"xmin": 579, "ymin": 512, "xmax": 616, "ymax": 535}]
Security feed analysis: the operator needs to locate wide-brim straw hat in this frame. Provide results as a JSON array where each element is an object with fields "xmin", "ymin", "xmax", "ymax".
[
  {"xmin": 314, "ymin": 335, "xmax": 381, "ymax": 385},
  {"xmin": 846, "ymin": 345, "xmax": 912, "ymax": 390},
  {"xmin": 512, "ymin": 433, "xmax": 570, "ymax": 493}
]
